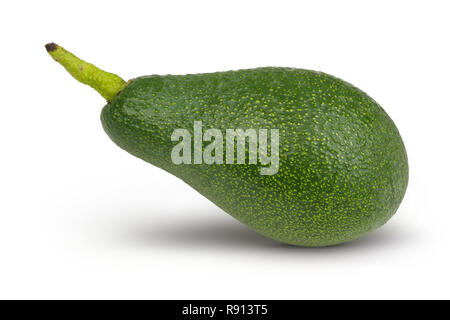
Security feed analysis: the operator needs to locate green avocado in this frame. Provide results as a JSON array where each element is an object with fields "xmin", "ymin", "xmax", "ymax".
[{"xmin": 46, "ymin": 43, "xmax": 408, "ymax": 247}]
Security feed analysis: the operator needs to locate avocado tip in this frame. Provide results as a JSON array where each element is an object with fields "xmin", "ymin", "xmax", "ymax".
[{"xmin": 45, "ymin": 42, "xmax": 57, "ymax": 52}]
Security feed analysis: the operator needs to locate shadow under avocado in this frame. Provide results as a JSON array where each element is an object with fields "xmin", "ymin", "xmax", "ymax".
[{"xmin": 121, "ymin": 210, "xmax": 411, "ymax": 252}]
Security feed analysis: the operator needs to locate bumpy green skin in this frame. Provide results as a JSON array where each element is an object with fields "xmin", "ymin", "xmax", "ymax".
[{"xmin": 101, "ymin": 67, "xmax": 408, "ymax": 247}]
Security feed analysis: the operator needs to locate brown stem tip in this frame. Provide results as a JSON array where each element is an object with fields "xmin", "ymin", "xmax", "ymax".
[{"xmin": 45, "ymin": 42, "xmax": 57, "ymax": 52}]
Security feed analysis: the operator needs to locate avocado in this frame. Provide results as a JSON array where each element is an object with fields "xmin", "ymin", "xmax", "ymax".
[{"xmin": 46, "ymin": 43, "xmax": 408, "ymax": 247}]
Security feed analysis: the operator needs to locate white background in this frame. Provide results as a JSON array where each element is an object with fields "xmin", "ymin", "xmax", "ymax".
[{"xmin": 0, "ymin": 0, "xmax": 449, "ymax": 299}]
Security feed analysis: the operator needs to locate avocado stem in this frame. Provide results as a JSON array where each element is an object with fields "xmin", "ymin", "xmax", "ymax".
[{"xmin": 45, "ymin": 43, "xmax": 126, "ymax": 102}]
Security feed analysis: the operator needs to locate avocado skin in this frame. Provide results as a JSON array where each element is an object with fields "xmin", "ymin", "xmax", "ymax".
[{"xmin": 101, "ymin": 67, "xmax": 408, "ymax": 247}]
